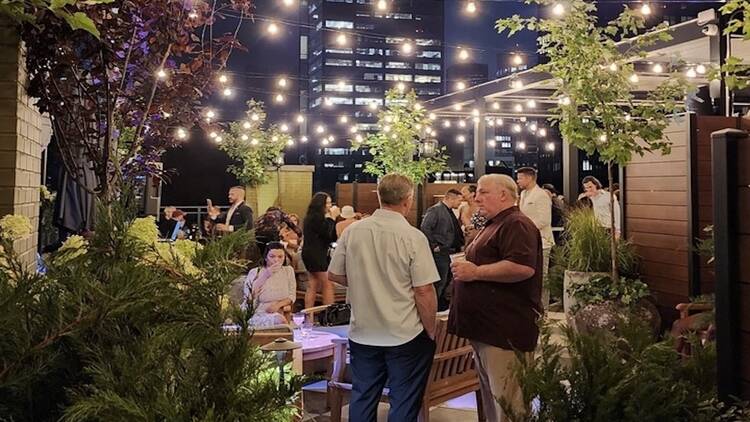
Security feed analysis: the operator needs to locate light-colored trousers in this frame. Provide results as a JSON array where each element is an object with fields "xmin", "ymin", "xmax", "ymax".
[{"xmin": 471, "ymin": 340, "xmax": 531, "ymax": 422}]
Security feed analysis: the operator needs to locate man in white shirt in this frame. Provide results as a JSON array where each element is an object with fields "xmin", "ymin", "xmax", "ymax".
[
  {"xmin": 517, "ymin": 167, "xmax": 554, "ymax": 308},
  {"xmin": 329, "ymin": 173, "xmax": 439, "ymax": 422},
  {"xmin": 582, "ymin": 176, "xmax": 621, "ymax": 239}
]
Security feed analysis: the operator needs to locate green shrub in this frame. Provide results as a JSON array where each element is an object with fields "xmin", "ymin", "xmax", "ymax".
[{"xmin": 569, "ymin": 275, "xmax": 650, "ymax": 311}]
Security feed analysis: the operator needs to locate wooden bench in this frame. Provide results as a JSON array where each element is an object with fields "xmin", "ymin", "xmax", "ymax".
[{"xmin": 327, "ymin": 315, "xmax": 484, "ymax": 422}]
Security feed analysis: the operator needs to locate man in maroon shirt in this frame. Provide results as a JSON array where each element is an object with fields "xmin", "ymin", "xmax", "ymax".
[{"xmin": 449, "ymin": 174, "xmax": 542, "ymax": 421}]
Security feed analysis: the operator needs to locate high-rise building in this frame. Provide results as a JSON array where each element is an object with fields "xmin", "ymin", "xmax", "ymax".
[
  {"xmin": 446, "ymin": 62, "xmax": 488, "ymax": 89},
  {"xmin": 302, "ymin": 0, "xmax": 445, "ymax": 192}
]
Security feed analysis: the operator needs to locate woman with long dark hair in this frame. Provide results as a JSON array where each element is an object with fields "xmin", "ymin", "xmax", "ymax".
[
  {"xmin": 301, "ymin": 192, "xmax": 339, "ymax": 308},
  {"xmin": 243, "ymin": 242, "xmax": 296, "ymax": 326}
]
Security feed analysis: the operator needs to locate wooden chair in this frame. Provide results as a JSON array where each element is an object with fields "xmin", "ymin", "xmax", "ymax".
[
  {"xmin": 327, "ymin": 315, "xmax": 484, "ymax": 422},
  {"xmin": 672, "ymin": 302, "xmax": 715, "ymax": 357}
]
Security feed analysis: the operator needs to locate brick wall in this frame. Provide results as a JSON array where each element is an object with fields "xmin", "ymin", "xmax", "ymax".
[{"xmin": 0, "ymin": 21, "xmax": 44, "ymax": 265}]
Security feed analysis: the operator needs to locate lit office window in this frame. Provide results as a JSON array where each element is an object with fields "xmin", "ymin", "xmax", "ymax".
[
  {"xmin": 326, "ymin": 58, "xmax": 353, "ymax": 67},
  {"xmin": 325, "ymin": 83, "xmax": 353, "ymax": 92},
  {"xmin": 300, "ymin": 35, "xmax": 308, "ymax": 60},
  {"xmin": 356, "ymin": 23, "xmax": 376, "ymax": 30},
  {"xmin": 363, "ymin": 72, "xmax": 383, "ymax": 81},
  {"xmin": 356, "ymin": 60, "xmax": 383, "ymax": 68},
  {"xmin": 325, "ymin": 20, "xmax": 354, "ymax": 29},
  {"xmin": 328, "ymin": 96, "xmax": 354, "ymax": 105},
  {"xmin": 355, "ymin": 85, "xmax": 382, "ymax": 93},
  {"xmin": 392, "ymin": 13, "xmax": 412, "ymax": 19},
  {"xmin": 416, "ymin": 87, "xmax": 441, "ymax": 95},
  {"xmin": 417, "ymin": 50, "xmax": 441, "ymax": 59},
  {"xmin": 415, "ymin": 38, "xmax": 441, "ymax": 46},
  {"xmin": 386, "ymin": 61, "xmax": 411, "ymax": 69},
  {"xmin": 415, "ymin": 63, "xmax": 440, "ymax": 71},
  {"xmin": 355, "ymin": 98, "xmax": 383, "ymax": 106},
  {"xmin": 385, "ymin": 37, "xmax": 406, "ymax": 44},
  {"xmin": 414, "ymin": 75, "xmax": 441, "ymax": 83},
  {"xmin": 385, "ymin": 74, "xmax": 412, "ymax": 81},
  {"xmin": 356, "ymin": 48, "xmax": 383, "ymax": 56},
  {"xmin": 326, "ymin": 48, "xmax": 353, "ymax": 54}
]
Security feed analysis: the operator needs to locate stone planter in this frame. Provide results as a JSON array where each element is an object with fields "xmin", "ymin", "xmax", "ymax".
[
  {"xmin": 571, "ymin": 299, "xmax": 661, "ymax": 337},
  {"xmin": 563, "ymin": 270, "xmax": 607, "ymax": 314}
]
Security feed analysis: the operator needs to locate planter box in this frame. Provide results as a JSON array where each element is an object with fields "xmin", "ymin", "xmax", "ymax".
[{"xmin": 563, "ymin": 270, "xmax": 607, "ymax": 314}]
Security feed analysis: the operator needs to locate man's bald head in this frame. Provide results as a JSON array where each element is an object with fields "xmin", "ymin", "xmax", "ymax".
[{"xmin": 475, "ymin": 174, "xmax": 518, "ymax": 219}]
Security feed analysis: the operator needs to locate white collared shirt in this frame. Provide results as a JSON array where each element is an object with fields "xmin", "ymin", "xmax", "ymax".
[
  {"xmin": 519, "ymin": 184, "xmax": 554, "ymax": 250},
  {"xmin": 590, "ymin": 190, "xmax": 621, "ymax": 232},
  {"xmin": 328, "ymin": 208, "xmax": 439, "ymax": 347}
]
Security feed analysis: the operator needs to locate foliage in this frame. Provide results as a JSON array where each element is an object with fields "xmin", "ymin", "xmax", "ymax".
[
  {"xmin": 0, "ymin": 0, "xmax": 114, "ymax": 38},
  {"xmin": 17, "ymin": 0, "xmax": 251, "ymax": 201},
  {"xmin": 38, "ymin": 186, "xmax": 57, "ymax": 250},
  {"xmin": 545, "ymin": 245, "xmax": 566, "ymax": 300},
  {"xmin": 0, "ymin": 205, "xmax": 301, "ymax": 421},
  {"xmin": 0, "ymin": 214, "xmax": 33, "ymax": 242},
  {"xmin": 497, "ymin": 0, "xmax": 691, "ymax": 282},
  {"xmin": 569, "ymin": 275, "xmax": 650, "ymax": 311},
  {"xmin": 695, "ymin": 225, "xmax": 715, "ymax": 264},
  {"xmin": 562, "ymin": 207, "xmax": 639, "ymax": 275},
  {"xmin": 218, "ymin": 100, "xmax": 291, "ymax": 187},
  {"xmin": 501, "ymin": 318, "xmax": 749, "ymax": 421},
  {"xmin": 351, "ymin": 89, "xmax": 448, "ymax": 184},
  {"xmin": 715, "ymin": 0, "xmax": 750, "ymax": 90}
]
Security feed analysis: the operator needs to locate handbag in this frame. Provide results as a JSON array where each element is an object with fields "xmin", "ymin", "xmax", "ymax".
[{"xmin": 318, "ymin": 303, "xmax": 351, "ymax": 326}]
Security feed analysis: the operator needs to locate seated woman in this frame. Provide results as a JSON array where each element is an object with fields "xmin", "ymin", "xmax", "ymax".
[{"xmin": 243, "ymin": 242, "xmax": 296, "ymax": 327}]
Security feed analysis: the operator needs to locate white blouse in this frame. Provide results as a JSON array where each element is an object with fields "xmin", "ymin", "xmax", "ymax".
[{"xmin": 243, "ymin": 265, "xmax": 296, "ymax": 309}]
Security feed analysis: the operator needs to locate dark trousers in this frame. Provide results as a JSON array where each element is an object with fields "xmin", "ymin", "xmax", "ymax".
[
  {"xmin": 433, "ymin": 252, "xmax": 452, "ymax": 311},
  {"xmin": 349, "ymin": 331, "xmax": 436, "ymax": 422}
]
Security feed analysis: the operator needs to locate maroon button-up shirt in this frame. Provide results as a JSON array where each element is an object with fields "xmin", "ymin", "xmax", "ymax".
[{"xmin": 448, "ymin": 206, "xmax": 543, "ymax": 351}]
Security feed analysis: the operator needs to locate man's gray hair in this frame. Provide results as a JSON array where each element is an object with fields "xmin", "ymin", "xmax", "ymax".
[
  {"xmin": 378, "ymin": 174, "xmax": 414, "ymax": 206},
  {"xmin": 479, "ymin": 174, "xmax": 518, "ymax": 201}
]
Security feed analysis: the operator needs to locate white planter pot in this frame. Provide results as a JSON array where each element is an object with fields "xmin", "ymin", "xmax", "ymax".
[{"xmin": 563, "ymin": 271, "xmax": 607, "ymax": 315}]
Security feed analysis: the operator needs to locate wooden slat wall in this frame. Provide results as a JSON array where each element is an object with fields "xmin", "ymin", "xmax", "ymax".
[
  {"xmin": 625, "ymin": 119, "xmax": 691, "ymax": 309},
  {"xmin": 739, "ymin": 120, "xmax": 750, "ymax": 399}
]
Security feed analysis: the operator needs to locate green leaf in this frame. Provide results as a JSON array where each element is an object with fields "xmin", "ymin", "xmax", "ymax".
[
  {"xmin": 62, "ymin": 11, "xmax": 100, "ymax": 38},
  {"xmin": 49, "ymin": 0, "xmax": 77, "ymax": 10}
]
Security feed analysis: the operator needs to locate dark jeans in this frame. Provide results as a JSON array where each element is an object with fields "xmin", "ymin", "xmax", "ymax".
[
  {"xmin": 433, "ymin": 252, "xmax": 452, "ymax": 311},
  {"xmin": 349, "ymin": 331, "xmax": 436, "ymax": 422}
]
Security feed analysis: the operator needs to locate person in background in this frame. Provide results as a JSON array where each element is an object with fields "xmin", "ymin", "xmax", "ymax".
[
  {"xmin": 288, "ymin": 213, "xmax": 301, "ymax": 228},
  {"xmin": 302, "ymin": 192, "xmax": 340, "ymax": 308},
  {"xmin": 169, "ymin": 210, "xmax": 188, "ymax": 240},
  {"xmin": 611, "ymin": 182, "xmax": 621, "ymax": 201},
  {"xmin": 336, "ymin": 205, "xmax": 358, "ymax": 237},
  {"xmin": 458, "ymin": 185, "xmax": 486, "ymax": 246},
  {"xmin": 255, "ymin": 207, "xmax": 300, "ymax": 248},
  {"xmin": 582, "ymin": 176, "xmax": 621, "ymax": 239},
  {"xmin": 243, "ymin": 242, "xmax": 296, "ymax": 327},
  {"xmin": 450, "ymin": 174, "xmax": 542, "ymax": 421},
  {"xmin": 328, "ymin": 174, "xmax": 439, "ymax": 422},
  {"xmin": 517, "ymin": 167, "xmax": 554, "ymax": 308},
  {"xmin": 542, "ymin": 183, "xmax": 566, "ymax": 229},
  {"xmin": 207, "ymin": 186, "xmax": 254, "ymax": 234},
  {"xmin": 158, "ymin": 206, "xmax": 177, "ymax": 238},
  {"xmin": 421, "ymin": 189, "xmax": 464, "ymax": 311}
]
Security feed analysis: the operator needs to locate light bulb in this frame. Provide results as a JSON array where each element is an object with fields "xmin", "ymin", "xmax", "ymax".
[
  {"xmin": 472, "ymin": 108, "xmax": 480, "ymax": 117},
  {"xmin": 397, "ymin": 82, "xmax": 406, "ymax": 92},
  {"xmin": 340, "ymin": 115, "xmax": 349, "ymax": 124},
  {"xmin": 465, "ymin": 1, "xmax": 476, "ymax": 14},
  {"xmin": 458, "ymin": 48, "xmax": 469, "ymax": 61},
  {"xmin": 652, "ymin": 63, "xmax": 664, "ymax": 73},
  {"xmin": 401, "ymin": 42, "xmax": 413, "ymax": 54},
  {"xmin": 686, "ymin": 68, "xmax": 697, "ymax": 78},
  {"xmin": 241, "ymin": 134, "xmax": 249, "ymax": 141},
  {"xmin": 458, "ymin": 120, "xmax": 466, "ymax": 128},
  {"xmin": 215, "ymin": 136, "xmax": 223, "ymax": 143},
  {"xmin": 625, "ymin": 113, "xmax": 632, "ymax": 121},
  {"xmin": 527, "ymin": 99, "xmax": 536, "ymax": 108},
  {"xmin": 512, "ymin": 54, "xmax": 524, "ymax": 66},
  {"xmin": 428, "ymin": 112, "xmax": 436, "ymax": 120},
  {"xmin": 529, "ymin": 123, "xmax": 538, "ymax": 132},
  {"xmin": 355, "ymin": 134, "xmax": 364, "ymax": 142},
  {"xmin": 457, "ymin": 135, "xmax": 466, "ymax": 143},
  {"xmin": 336, "ymin": 33, "xmax": 347, "ymax": 46},
  {"xmin": 251, "ymin": 138, "xmax": 259, "ymax": 145},
  {"xmin": 430, "ymin": 130, "xmax": 437, "ymax": 136},
  {"xmin": 278, "ymin": 78, "xmax": 288, "ymax": 87},
  {"xmin": 558, "ymin": 96, "xmax": 571, "ymax": 106},
  {"xmin": 222, "ymin": 87, "xmax": 232, "ymax": 97},
  {"xmin": 376, "ymin": 0, "xmax": 387, "ymax": 10},
  {"xmin": 322, "ymin": 139, "xmax": 330, "ymax": 146},
  {"xmin": 283, "ymin": 0, "xmax": 294, "ymax": 6},
  {"xmin": 539, "ymin": 128, "xmax": 547, "ymax": 137},
  {"xmin": 696, "ymin": 64, "xmax": 707, "ymax": 74},
  {"xmin": 473, "ymin": 117, "xmax": 480, "ymax": 123},
  {"xmin": 176, "ymin": 128, "xmax": 187, "ymax": 139},
  {"xmin": 443, "ymin": 120, "xmax": 451, "ymax": 128},
  {"xmin": 296, "ymin": 114, "xmax": 305, "ymax": 123},
  {"xmin": 316, "ymin": 125, "xmax": 325, "ymax": 134},
  {"xmin": 599, "ymin": 134, "xmax": 608, "ymax": 142},
  {"xmin": 513, "ymin": 124, "xmax": 522, "ymax": 133},
  {"xmin": 487, "ymin": 119, "xmax": 495, "ymax": 127},
  {"xmin": 163, "ymin": 112, "xmax": 171, "ymax": 118},
  {"xmin": 218, "ymin": 74, "xmax": 228, "ymax": 83},
  {"xmin": 488, "ymin": 139, "xmax": 496, "ymax": 147},
  {"xmin": 188, "ymin": 10, "xmax": 198, "ymax": 19},
  {"xmin": 496, "ymin": 118, "xmax": 503, "ymax": 126},
  {"xmin": 275, "ymin": 93, "xmax": 285, "ymax": 103},
  {"xmin": 511, "ymin": 79, "xmax": 524, "ymax": 89},
  {"xmin": 243, "ymin": 121, "xmax": 251, "ymax": 129},
  {"xmin": 514, "ymin": 104, "xmax": 523, "ymax": 112},
  {"xmin": 280, "ymin": 123, "xmax": 289, "ymax": 132},
  {"xmin": 552, "ymin": 2, "xmax": 565, "ymax": 16},
  {"xmin": 267, "ymin": 22, "xmax": 279, "ymax": 34},
  {"xmin": 629, "ymin": 73, "xmax": 640, "ymax": 83},
  {"xmin": 350, "ymin": 126, "xmax": 358, "ymax": 133},
  {"xmin": 640, "ymin": 3, "xmax": 651, "ymax": 16},
  {"xmin": 251, "ymin": 113, "xmax": 259, "ymax": 121},
  {"xmin": 608, "ymin": 63, "xmax": 618, "ymax": 71},
  {"xmin": 369, "ymin": 102, "xmax": 378, "ymax": 110},
  {"xmin": 492, "ymin": 102, "xmax": 501, "ymax": 110},
  {"xmin": 453, "ymin": 103, "xmax": 462, "ymax": 111},
  {"xmin": 517, "ymin": 141, "xmax": 526, "ymax": 150},
  {"xmin": 206, "ymin": 110, "xmax": 216, "ymax": 119},
  {"xmin": 156, "ymin": 69, "xmax": 167, "ymax": 79},
  {"xmin": 456, "ymin": 81, "xmax": 466, "ymax": 90},
  {"xmin": 287, "ymin": 139, "xmax": 294, "ymax": 146},
  {"xmin": 546, "ymin": 142, "xmax": 555, "ymax": 151},
  {"xmin": 301, "ymin": 136, "xmax": 308, "ymax": 143}
]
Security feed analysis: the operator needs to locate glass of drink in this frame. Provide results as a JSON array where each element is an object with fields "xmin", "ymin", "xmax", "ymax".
[
  {"xmin": 292, "ymin": 312, "xmax": 304, "ymax": 330},
  {"xmin": 449, "ymin": 252, "xmax": 466, "ymax": 264},
  {"xmin": 301, "ymin": 320, "xmax": 313, "ymax": 339}
]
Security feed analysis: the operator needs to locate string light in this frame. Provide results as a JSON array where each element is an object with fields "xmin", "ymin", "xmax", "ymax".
[
  {"xmin": 251, "ymin": 138, "xmax": 259, "ymax": 145},
  {"xmin": 496, "ymin": 118, "xmax": 503, "ymax": 126},
  {"xmin": 453, "ymin": 103, "xmax": 462, "ymax": 111},
  {"xmin": 552, "ymin": 2, "xmax": 565, "ymax": 16},
  {"xmin": 457, "ymin": 135, "xmax": 466, "ymax": 143},
  {"xmin": 222, "ymin": 87, "xmax": 233, "ymax": 97},
  {"xmin": 514, "ymin": 104, "xmax": 523, "ymax": 112},
  {"xmin": 456, "ymin": 81, "xmax": 467, "ymax": 90},
  {"xmin": 336, "ymin": 33, "xmax": 347, "ymax": 46},
  {"xmin": 465, "ymin": 1, "xmax": 477, "ymax": 14},
  {"xmin": 267, "ymin": 22, "xmax": 279, "ymax": 35},
  {"xmin": 280, "ymin": 123, "xmax": 289, "ymax": 132},
  {"xmin": 278, "ymin": 78, "xmax": 288, "ymax": 88},
  {"xmin": 324, "ymin": 97, "xmax": 334, "ymax": 107},
  {"xmin": 492, "ymin": 102, "xmax": 501, "ymax": 110},
  {"xmin": 443, "ymin": 120, "xmax": 452, "ymax": 128},
  {"xmin": 415, "ymin": 103, "xmax": 423, "ymax": 111},
  {"xmin": 241, "ymin": 134, "xmax": 249, "ymax": 141},
  {"xmin": 355, "ymin": 134, "xmax": 364, "ymax": 142},
  {"xmin": 652, "ymin": 63, "xmax": 664, "ymax": 73},
  {"xmin": 397, "ymin": 82, "xmax": 406, "ymax": 92},
  {"xmin": 696, "ymin": 64, "xmax": 707, "ymax": 74},
  {"xmin": 458, "ymin": 48, "xmax": 469, "ymax": 61},
  {"xmin": 546, "ymin": 142, "xmax": 555, "ymax": 151},
  {"xmin": 340, "ymin": 115, "xmax": 349, "ymax": 124},
  {"xmin": 513, "ymin": 124, "xmax": 522, "ymax": 133},
  {"xmin": 206, "ymin": 110, "xmax": 216, "ymax": 119},
  {"xmin": 322, "ymin": 138, "xmax": 330, "ymax": 146},
  {"xmin": 283, "ymin": 0, "xmax": 294, "ymax": 6},
  {"xmin": 488, "ymin": 119, "xmax": 495, "ymax": 127},
  {"xmin": 640, "ymin": 3, "xmax": 651, "ymax": 16},
  {"xmin": 526, "ymin": 99, "xmax": 537, "ymax": 108},
  {"xmin": 517, "ymin": 141, "xmax": 526, "ymax": 150},
  {"xmin": 458, "ymin": 120, "xmax": 467, "ymax": 128},
  {"xmin": 243, "ymin": 121, "xmax": 252, "ymax": 129},
  {"xmin": 286, "ymin": 138, "xmax": 295, "ymax": 146},
  {"xmin": 401, "ymin": 42, "xmax": 413, "ymax": 54},
  {"xmin": 215, "ymin": 136, "xmax": 223, "ymax": 143},
  {"xmin": 316, "ymin": 124, "xmax": 326, "ymax": 134},
  {"xmin": 428, "ymin": 112, "xmax": 436, "ymax": 120},
  {"xmin": 488, "ymin": 139, "xmax": 497, "ymax": 147},
  {"xmin": 472, "ymin": 108, "xmax": 480, "ymax": 117},
  {"xmin": 608, "ymin": 63, "xmax": 618, "ymax": 71},
  {"xmin": 510, "ymin": 79, "xmax": 524, "ymax": 89},
  {"xmin": 512, "ymin": 54, "xmax": 524, "ymax": 66},
  {"xmin": 301, "ymin": 136, "xmax": 309, "ymax": 143},
  {"xmin": 539, "ymin": 128, "xmax": 547, "ymax": 137},
  {"xmin": 686, "ymin": 68, "xmax": 697, "ymax": 78},
  {"xmin": 296, "ymin": 114, "xmax": 305, "ymax": 123},
  {"xmin": 529, "ymin": 122, "xmax": 538, "ymax": 132},
  {"xmin": 599, "ymin": 134, "xmax": 608, "ymax": 142},
  {"xmin": 251, "ymin": 113, "xmax": 260, "ymax": 121},
  {"xmin": 376, "ymin": 0, "xmax": 387, "ymax": 11},
  {"xmin": 176, "ymin": 128, "xmax": 187, "ymax": 140},
  {"xmin": 188, "ymin": 10, "xmax": 198, "ymax": 19},
  {"xmin": 629, "ymin": 73, "xmax": 640, "ymax": 83},
  {"xmin": 218, "ymin": 74, "xmax": 228, "ymax": 84},
  {"xmin": 156, "ymin": 69, "xmax": 167, "ymax": 79},
  {"xmin": 430, "ymin": 129, "xmax": 437, "ymax": 136},
  {"xmin": 275, "ymin": 93, "xmax": 285, "ymax": 103},
  {"xmin": 368, "ymin": 101, "xmax": 379, "ymax": 110}
]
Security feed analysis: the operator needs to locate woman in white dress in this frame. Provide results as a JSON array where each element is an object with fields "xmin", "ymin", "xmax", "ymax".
[{"xmin": 243, "ymin": 242, "xmax": 296, "ymax": 327}]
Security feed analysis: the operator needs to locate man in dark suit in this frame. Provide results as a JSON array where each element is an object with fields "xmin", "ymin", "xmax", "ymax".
[
  {"xmin": 208, "ymin": 186, "xmax": 254, "ymax": 233},
  {"xmin": 420, "ymin": 188, "xmax": 464, "ymax": 311}
]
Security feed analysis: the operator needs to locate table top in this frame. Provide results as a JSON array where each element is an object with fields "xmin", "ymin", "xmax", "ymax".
[{"xmin": 294, "ymin": 330, "xmax": 340, "ymax": 354}]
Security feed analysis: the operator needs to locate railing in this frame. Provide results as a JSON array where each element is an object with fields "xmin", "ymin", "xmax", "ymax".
[{"xmin": 158, "ymin": 205, "xmax": 230, "ymax": 226}]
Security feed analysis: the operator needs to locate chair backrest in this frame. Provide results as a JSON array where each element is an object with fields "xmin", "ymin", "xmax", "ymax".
[{"xmin": 426, "ymin": 316, "xmax": 476, "ymax": 388}]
